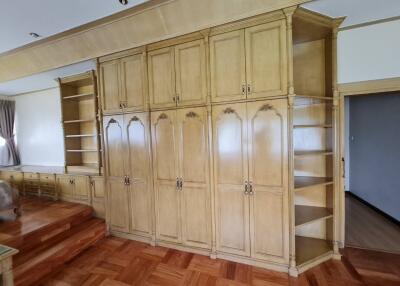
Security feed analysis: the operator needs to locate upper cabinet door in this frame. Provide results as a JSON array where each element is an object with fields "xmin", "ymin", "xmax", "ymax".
[
  {"xmin": 124, "ymin": 112, "xmax": 152, "ymax": 237},
  {"xmin": 210, "ymin": 30, "xmax": 246, "ymax": 103},
  {"xmin": 212, "ymin": 103, "xmax": 250, "ymax": 256},
  {"xmin": 103, "ymin": 115, "xmax": 126, "ymax": 178},
  {"xmin": 177, "ymin": 107, "xmax": 211, "ymax": 249},
  {"xmin": 245, "ymin": 21, "xmax": 287, "ymax": 99},
  {"xmin": 100, "ymin": 60, "xmax": 122, "ymax": 114},
  {"xmin": 120, "ymin": 54, "xmax": 147, "ymax": 112},
  {"xmin": 174, "ymin": 40, "xmax": 207, "ymax": 107},
  {"xmin": 148, "ymin": 47, "xmax": 176, "ymax": 109},
  {"xmin": 151, "ymin": 110, "xmax": 181, "ymax": 243},
  {"xmin": 247, "ymin": 99, "xmax": 288, "ymax": 263}
]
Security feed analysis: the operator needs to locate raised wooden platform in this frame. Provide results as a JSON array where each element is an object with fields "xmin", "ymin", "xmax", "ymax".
[{"xmin": 0, "ymin": 197, "xmax": 106, "ymax": 286}]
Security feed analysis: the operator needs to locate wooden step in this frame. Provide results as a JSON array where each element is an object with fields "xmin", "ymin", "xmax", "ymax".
[
  {"xmin": 0, "ymin": 200, "xmax": 93, "ymax": 255},
  {"xmin": 14, "ymin": 218, "xmax": 106, "ymax": 286}
]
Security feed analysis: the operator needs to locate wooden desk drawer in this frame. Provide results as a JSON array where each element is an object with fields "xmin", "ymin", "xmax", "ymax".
[
  {"xmin": 40, "ymin": 173, "xmax": 55, "ymax": 183},
  {"xmin": 24, "ymin": 172, "xmax": 39, "ymax": 180}
]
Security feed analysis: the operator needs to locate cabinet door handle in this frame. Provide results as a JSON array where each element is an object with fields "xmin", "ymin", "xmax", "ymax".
[
  {"xmin": 249, "ymin": 181, "xmax": 253, "ymax": 195},
  {"xmin": 119, "ymin": 102, "xmax": 122, "ymax": 109},
  {"xmin": 244, "ymin": 180, "xmax": 249, "ymax": 195},
  {"xmin": 242, "ymin": 84, "xmax": 246, "ymax": 95},
  {"xmin": 179, "ymin": 178, "xmax": 183, "ymax": 190},
  {"xmin": 176, "ymin": 177, "xmax": 179, "ymax": 190},
  {"xmin": 127, "ymin": 177, "xmax": 131, "ymax": 186},
  {"xmin": 176, "ymin": 95, "xmax": 180, "ymax": 103},
  {"xmin": 90, "ymin": 181, "xmax": 94, "ymax": 187},
  {"xmin": 173, "ymin": 96, "xmax": 176, "ymax": 102},
  {"xmin": 247, "ymin": 84, "xmax": 251, "ymax": 94}
]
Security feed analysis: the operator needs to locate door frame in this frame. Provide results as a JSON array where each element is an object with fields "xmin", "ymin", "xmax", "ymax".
[{"xmin": 338, "ymin": 76, "xmax": 400, "ymax": 247}]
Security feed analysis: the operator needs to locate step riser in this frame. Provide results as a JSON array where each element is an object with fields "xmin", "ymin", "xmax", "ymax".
[{"xmin": 14, "ymin": 220, "xmax": 106, "ymax": 286}]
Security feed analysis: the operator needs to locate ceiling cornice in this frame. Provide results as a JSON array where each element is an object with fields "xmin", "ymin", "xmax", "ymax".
[{"xmin": 0, "ymin": 0, "xmax": 311, "ymax": 83}]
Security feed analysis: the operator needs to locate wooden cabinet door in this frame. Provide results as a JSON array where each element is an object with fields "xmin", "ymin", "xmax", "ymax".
[
  {"xmin": 245, "ymin": 21, "xmax": 287, "ymax": 99},
  {"xmin": 73, "ymin": 175, "xmax": 89, "ymax": 200},
  {"xmin": 210, "ymin": 30, "xmax": 246, "ymax": 103},
  {"xmin": 103, "ymin": 115, "xmax": 126, "ymax": 178},
  {"xmin": 247, "ymin": 99, "xmax": 288, "ymax": 263},
  {"xmin": 57, "ymin": 175, "xmax": 73, "ymax": 199},
  {"xmin": 124, "ymin": 112, "xmax": 152, "ymax": 237},
  {"xmin": 175, "ymin": 40, "xmax": 207, "ymax": 106},
  {"xmin": 177, "ymin": 107, "xmax": 211, "ymax": 249},
  {"xmin": 120, "ymin": 54, "xmax": 147, "ymax": 112},
  {"xmin": 100, "ymin": 60, "xmax": 122, "ymax": 114},
  {"xmin": 212, "ymin": 103, "xmax": 250, "ymax": 256},
  {"xmin": 148, "ymin": 47, "xmax": 176, "ymax": 109},
  {"xmin": 108, "ymin": 177, "xmax": 130, "ymax": 233},
  {"xmin": 151, "ymin": 110, "xmax": 181, "ymax": 243}
]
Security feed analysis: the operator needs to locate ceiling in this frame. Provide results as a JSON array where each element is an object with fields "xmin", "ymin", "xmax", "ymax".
[{"xmin": 1, "ymin": 0, "xmax": 400, "ymax": 96}]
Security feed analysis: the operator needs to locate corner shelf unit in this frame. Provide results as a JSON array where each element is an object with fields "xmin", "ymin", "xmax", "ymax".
[
  {"xmin": 58, "ymin": 71, "xmax": 102, "ymax": 175},
  {"xmin": 289, "ymin": 8, "xmax": 342, "ymax": 274}
]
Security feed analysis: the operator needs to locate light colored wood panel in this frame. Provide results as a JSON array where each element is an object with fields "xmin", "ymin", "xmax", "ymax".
[
  {"xmin": 148, "ymin": 47, "xmax": 176, "ymax": 109},
  {"xmin": 295, "ymin": 236, "xmax": 332, "ymax": 266},
  {"xmin": 209, "ymin": 30, "xmax": 246, "ymax": 103},
  {"xmin": 90, "ymin": 176, "xmax": 105, "ymax": 219},
  {"xmin": 129, "ymin": 180, "xmax": 151, "ymax": 236},
  {"xmin": 245, "ymin": 20, "xmax": 287, "ymax": 99},
  {"xmin": 108, "ymin": 178, "xmax": 130, "ymax": 233},
  {"xmin": 212, "ymin": 103, "xmax": 250, "ymax": 256},
  {"xmin": 103, "ymin": 116, "xmax": 125, "ymax": 178},
  {"xmin": 100, "ymin": 60, "xmax": 121, "ymax": 113},
  {"xmin": 56, "ymin": 175, "xmax": 73, "ymax": 199},
  {"xmin": 247, "ymin": 99, "xmax": 288, "ymax": 263},
  {"xmin": 73, "ymin": 176, "xmax": 89, "ymax": 200},
  {"xmin": 295, "ymin": 205, "xmax": 333, "ymax": 227},
  {"xmin": 174, "ymin": 40, "xmax": 207, "ymax": 106},
  {"xmin": 338, "ymin": 77, "xmax": 400, "ymax": 96},
  {"xmin": 120, "ymin": 54, "xmax": 146, "ymax": 111}
]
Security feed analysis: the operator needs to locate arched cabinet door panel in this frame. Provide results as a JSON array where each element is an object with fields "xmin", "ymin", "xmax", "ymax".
[
  {"xmin": 103, "ymin": 115, "xmax": 125, "ymax": 178},
  {"xmin": 212, "ymin": 103, "xmax": 250, "ymax": 256},
  {"xmin": 177, "ymin": 107, "xmax": 211, "ymax": 249},
  {"xmin": 247, "ymin": 99, "xmax": 289, "ymax": 263},
  {"xmin": 125, "ymin": 113, "xmax": 152, "ymax": 236},
  {"xmin": 151, "ymin": 110, "xmax": 181, "ymax": 243}
]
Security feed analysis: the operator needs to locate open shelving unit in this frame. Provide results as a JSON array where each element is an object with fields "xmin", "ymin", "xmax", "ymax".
[
  {"xmin": 58, "ymin": 71, "xmax": 102, "ymax": 175},
  {"xmin": 288, "ymin": 8, "xmax": 343, "ymax": 275}
]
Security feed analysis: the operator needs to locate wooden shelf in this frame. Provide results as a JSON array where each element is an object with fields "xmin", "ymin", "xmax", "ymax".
[
  {"xmin": 63, "ymin": 119, "xmax": 95, "ymax": 124},
  {"xmin": 65, "ymin": 134, "xmax": 97, "ymax": 138},
  {"xmin": 294, "ymin": 176, "xmax": 333, "ymax": 191},
  {"xmin": 296, "ymin": 236, "xmax": 332, "ymax": 266},
  {"xmin": 295, "ymin": 95, "xmax": 334, "ymax": 101},
  {"xmin": 294, "ymin": 150, "xmax": 333, "ymax": 157},
  {"xmin": 294, "ymin": 124, "xmax": 332, "ymax": 129},
  {"xmin": 295, "ymin": 205, "xmax": 333, "ymax": 227},
  {"xmin": 62, "ymin": 93, "xmax": 94, "ymax": 101},
  {"xmin": 66, "ymin": 150, "xmax": 98, "ymax": 153}
]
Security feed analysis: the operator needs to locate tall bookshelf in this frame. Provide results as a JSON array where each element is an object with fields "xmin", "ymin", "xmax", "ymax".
[
  {"xmin": 58, "ymin": 70, "xmax": 102, "ymax": 175},
  {"xmin": 287, "ymin": 8, "xmax": 343, "ymax": 275}
]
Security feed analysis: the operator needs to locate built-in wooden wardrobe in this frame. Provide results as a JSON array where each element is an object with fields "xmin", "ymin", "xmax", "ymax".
[{"xmin": 98, "ymin": 6, "xmax": 343, "ymax": 276}]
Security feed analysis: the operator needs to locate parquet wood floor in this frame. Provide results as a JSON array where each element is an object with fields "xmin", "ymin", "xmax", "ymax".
[{"xmin": 41, "ymin": 236, "xmax": 400, "ymax": 286}]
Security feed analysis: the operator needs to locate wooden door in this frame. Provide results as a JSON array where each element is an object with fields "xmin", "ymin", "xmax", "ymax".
[
  {"xmin": 120, "ymin": 54, "xmax": 146, "ymax": 112},
  {"xmin": 245, "ymin": 21, "xmax": 287, "ymax": 99},
  {"xmin": 100, "ymin": 60, "xmax": 122, "ymax": 114},
  {"xmin": 108, "ymin": 177, "xmax": 130, "ymax": 233},
  {"xmin": 73, "ymin": 175, "xmax": 89, "ymax": 201},
  {"xmin": 177, "ymin": 107, "xmax": 211, "ymax": 249},
  {"xmin": 212, "ymin": 103, "xmax": 250, "ymax": 256},
  {"xmin": 148, "ymin": 47, "xmax": 176, "ymax": 109},
  {"xmin": 103, "ymin": 115, "xmax": 125, "ymax": 178},
  {"xmin": 57, "ymin": 175, "xmax": 73, "ymax": 200},
  {"xmin": 124, "ymin": 112, "xmax": 152, "ymax": 237},
  {"xmin": 210, "ymin": 30, "xmax": 246, "ymax": 103},
  {"xmin": 247, "ymin": 99, "xmax": 288, "ymax": 263},
  {"xmin": 175, "ymin": 40, "xmax": 207, "ymax": 106},
  {"xmin": 151, "ymin": 110, "xmax": 181, "ymax": 243}
]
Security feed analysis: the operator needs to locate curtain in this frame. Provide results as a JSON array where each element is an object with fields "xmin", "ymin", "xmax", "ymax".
[{"xmin": 0, "ymin": 100, "xmax": 20, "ymax": 166}]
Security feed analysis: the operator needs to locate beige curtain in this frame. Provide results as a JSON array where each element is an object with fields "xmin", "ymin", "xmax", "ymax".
[{"xmin": 0, "ymin": 99, "xmax": 20, "ymax": 166}]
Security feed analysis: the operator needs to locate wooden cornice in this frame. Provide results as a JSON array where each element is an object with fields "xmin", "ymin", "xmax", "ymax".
[
  {"xmin": 0, "ymin": 0, "xmax": 311, "ymax": 83},
  {"xmin": 338, "ymin": 77, "xmax": 400, "ymax": 96}
]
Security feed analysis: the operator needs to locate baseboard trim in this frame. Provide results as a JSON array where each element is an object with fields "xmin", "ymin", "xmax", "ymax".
[{"xmin": 346, "ymin": 192, "xmax": 400, "ymax": 226}]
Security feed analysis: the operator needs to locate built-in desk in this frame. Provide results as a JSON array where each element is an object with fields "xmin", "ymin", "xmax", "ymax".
[
  {"xmin": 0, "ymin": 166, "xmax": 105, "ymax": 219},
  {"xmin": 0, "ymin": 245, "xmax": 18, "ymax": 286}
]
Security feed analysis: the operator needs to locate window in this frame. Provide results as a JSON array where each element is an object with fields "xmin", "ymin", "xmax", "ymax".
[{"xmin": 0, "ymin": 136, "xmax": 6, "ymax": 147}]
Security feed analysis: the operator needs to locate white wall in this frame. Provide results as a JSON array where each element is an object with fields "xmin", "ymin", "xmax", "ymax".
[
  {"xmin": 338, "ymin": 19, "xmax": 400, "ymax": 83},
  {"xmin": 14, "ymin": 88, "xmax": 64, "ymax": 166}
]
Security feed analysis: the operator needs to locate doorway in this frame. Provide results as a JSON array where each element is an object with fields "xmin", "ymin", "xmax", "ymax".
[{"xmin": 343, "ymin": 92, "xmax": 400, "ymax": 253}]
